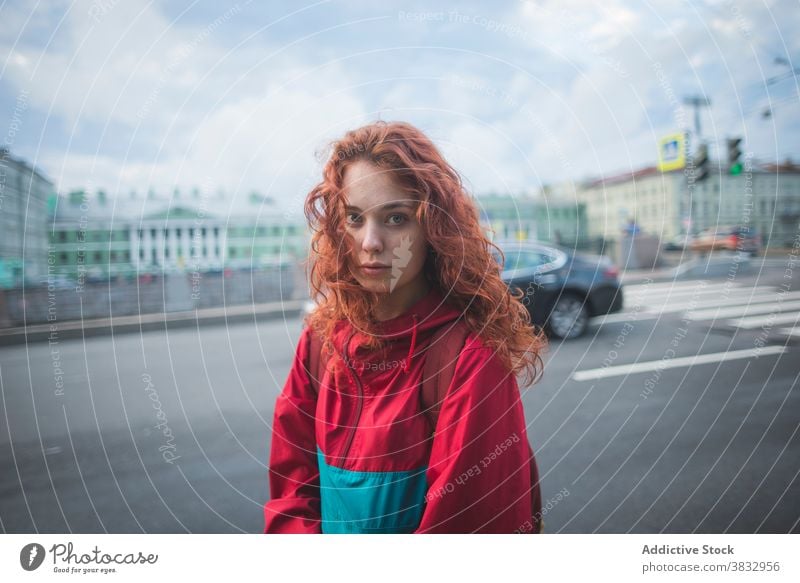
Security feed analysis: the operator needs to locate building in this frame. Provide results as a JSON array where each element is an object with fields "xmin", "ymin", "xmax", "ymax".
[
  {"xmin": 753, "ymin": 160, "xmax": 800, "ymax": 247},
  {"xmin": 48, "ymin": 189, "xmax": 308, "ymax": 280},
  {"xmin": 576, "ymin": 158, "xmax": 800, "ymax": 251},
  {"xmin": 576, "ymin": 166, "xmax": 684, "ymax": 245},
  {"xmin": 0, "ymin": 149, "xmax": 54, "ymax": 288}
]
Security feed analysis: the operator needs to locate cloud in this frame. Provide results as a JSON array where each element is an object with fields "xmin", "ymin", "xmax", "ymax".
[
  {"xmin": 2, "ymin": 0, "xmax": 798, "ymax": 202},
  {"xmin": 46, "ymin": 75, "xmax": 367, "ymax": 208},
  {"xmin": 4, "ymin": 1, "xmax": 369, "ymax": 205}
]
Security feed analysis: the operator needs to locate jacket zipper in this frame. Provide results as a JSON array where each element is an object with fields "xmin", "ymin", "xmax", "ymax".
[{"xmin": 337, "ymin": 332, "xmax": 363, "ymax": 468}]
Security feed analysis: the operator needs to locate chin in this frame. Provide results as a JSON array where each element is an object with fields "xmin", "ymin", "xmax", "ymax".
[{"xmin": 354, "ymin": 277, "xmax": 391, "ymax": 294}]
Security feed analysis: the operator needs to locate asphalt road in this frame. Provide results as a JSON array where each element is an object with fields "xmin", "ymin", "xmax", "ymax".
[{"xmin": 1, "ymin": 265, "xmax": 798, "ymax": 533}]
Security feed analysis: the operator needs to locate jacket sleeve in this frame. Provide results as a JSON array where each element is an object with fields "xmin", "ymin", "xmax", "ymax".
[
  {"xmin": 263, "ymin": 327, "xmax": 322, "ymax": 533},
  {"xmin": 414, "ymin": 343, "xmax": 540, "ymax": 534}
]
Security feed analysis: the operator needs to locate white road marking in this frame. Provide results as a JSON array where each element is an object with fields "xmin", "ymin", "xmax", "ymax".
[
  {"xmin": 725, "ymin": 312, "xmax": 800, "ymax": 330},
  {"xmin": 622, "ymin": 280, "xmax": 711, "ymax": 293},
  {"xmin": 686, "ymin": 300, "xmax": 800, "ymax": 321},
  {"xmin": 626, "ymin": 286, "xmax": 771, "ymax": 304},
  {"xmin": 595, "ymin": 289, "xmax": 799, "ymax": 324},
  {"xmin": 571, "ymin": 346, "xmax": 788, "ymax": 381}
]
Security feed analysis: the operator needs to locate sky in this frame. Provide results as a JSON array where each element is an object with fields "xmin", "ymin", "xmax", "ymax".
[{"xmin": 1, "ymin": 0, "xmax": 798, "ymax": 214}]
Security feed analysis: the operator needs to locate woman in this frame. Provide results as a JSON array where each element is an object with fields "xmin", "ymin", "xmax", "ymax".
[{"xmin": 263, "ymin": 120, "xmax": 548, "ymax": 534}]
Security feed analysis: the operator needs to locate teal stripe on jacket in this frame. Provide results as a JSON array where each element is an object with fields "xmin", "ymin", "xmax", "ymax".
[{"xmin": 316, "ymin": 447, "xmax": 428, "ymax": 533}]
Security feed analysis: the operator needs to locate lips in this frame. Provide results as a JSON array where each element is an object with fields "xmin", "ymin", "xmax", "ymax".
[{"xmin": 360, "ymin": 264, "xmax": 391, "ymax": 276}]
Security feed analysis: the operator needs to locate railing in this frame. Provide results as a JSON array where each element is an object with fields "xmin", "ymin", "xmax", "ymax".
[{"xmin": 0, "ymin": 264, "xmax": 300, "ymax": 328}]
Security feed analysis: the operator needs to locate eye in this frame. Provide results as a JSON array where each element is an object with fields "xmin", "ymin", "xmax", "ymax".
[
  {"xmin": 387, "ymin": 214, "xmax": 407, "ymax": 226},
  {"xmin": 345, "ymin": 212, "xmax": 361, "ymax": 225}
]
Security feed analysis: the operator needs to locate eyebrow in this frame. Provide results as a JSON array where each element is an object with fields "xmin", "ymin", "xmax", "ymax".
[{"xmin": 344, "ymin": 202, "xmax": 417, "ymax": 212}]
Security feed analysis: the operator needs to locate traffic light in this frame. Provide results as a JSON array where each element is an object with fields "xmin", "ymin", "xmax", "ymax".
[
  {"xmin": 727, "ymin": 138, "xmax": 742, "ymax": 175},
  {"xmin": 694, "ymin": 143, "xmax": 709, "ymax": 182}
]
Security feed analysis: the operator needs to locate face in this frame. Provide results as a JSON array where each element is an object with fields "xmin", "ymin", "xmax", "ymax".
[{"xmin": 341, "ymin": 160, "xmax": 429, "ymax": 297}]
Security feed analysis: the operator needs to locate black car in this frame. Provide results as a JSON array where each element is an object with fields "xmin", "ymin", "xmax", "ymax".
[
  {"xmin": 302, "ymin": 241, "xmax": 624, "ymax": 340},
  {"xmin": 494, "ymin": 240, "xmax": 624, "ymax": 339}
]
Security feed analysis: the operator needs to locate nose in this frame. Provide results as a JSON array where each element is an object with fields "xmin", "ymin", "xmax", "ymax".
[{"xmin": 360, "ymin": 220, "xmax": 383, "ymax": 256}]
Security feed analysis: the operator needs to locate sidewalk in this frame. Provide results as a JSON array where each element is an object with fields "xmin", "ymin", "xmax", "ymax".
[{"xmin": 0, "ymin": 299, "xmax": 305, "ymax": 346}]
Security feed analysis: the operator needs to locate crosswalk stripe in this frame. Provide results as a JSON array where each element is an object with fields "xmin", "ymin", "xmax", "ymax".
[
  {"xmin": 725, "ymin": 312, "xmax": 800, "ymax": 330},
  {"xmin": 593, "ymin": 289, "xmax": 800, "ymax": 324},
  {"xmin": 571, "ymin": 346, "xmax": 788, "ymax": 381},
  {"xmin": 625, "ymin": 285, "xmax": 768, "ymax": 300},
  {"xmin": 629, "ymin": 287, "xmax": 775, "ymax": 307},
  {"xmin": 686, "ymin": 300, "xmax": 800, "ymax": 320},
  {"xmin": 595, "ymin": 311, "xmax": 657, "ymax": 324},
  {"xmin": 623, "ymin": 279, "xmax": 712, "ymax": 289},
  {"xmin": 623, "ymin": 280, "xmax": 714, "ymax": 293}
]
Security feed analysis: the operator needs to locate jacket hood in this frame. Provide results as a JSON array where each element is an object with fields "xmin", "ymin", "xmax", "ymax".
[{"xmin": 331, "ymin": 286, "xmax": 462, "ymax": 375}]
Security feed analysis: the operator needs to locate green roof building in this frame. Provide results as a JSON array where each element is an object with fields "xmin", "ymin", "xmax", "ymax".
[{"xmin": 48, "ymin": 188, "xmax": 308, "ymax": 281}]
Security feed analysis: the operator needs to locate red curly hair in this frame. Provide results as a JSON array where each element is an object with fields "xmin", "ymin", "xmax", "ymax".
[{"xmin": 303, "ymin": 120, "xmax": 547, "ymax": 387}]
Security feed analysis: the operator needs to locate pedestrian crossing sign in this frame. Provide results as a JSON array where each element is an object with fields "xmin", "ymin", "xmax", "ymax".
[{"xmin": 658, "ymin": 133, "xmax": 686, "ymax": 172}]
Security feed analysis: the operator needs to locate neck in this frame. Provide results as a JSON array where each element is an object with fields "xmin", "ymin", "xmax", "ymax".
[{"xmin": 373, "ymin": 277, "xmax": 431, "ymax": 322}]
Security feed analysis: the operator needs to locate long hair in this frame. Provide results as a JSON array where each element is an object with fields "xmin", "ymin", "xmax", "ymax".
[{"xmin": 303, "ymin": 120, "xmax": 547, "ymax": 387}]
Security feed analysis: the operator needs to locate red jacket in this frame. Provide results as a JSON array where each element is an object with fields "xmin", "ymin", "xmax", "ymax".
[{"xmin": 264, "ymin": 287, "xmax": 542, "ymax": 533}]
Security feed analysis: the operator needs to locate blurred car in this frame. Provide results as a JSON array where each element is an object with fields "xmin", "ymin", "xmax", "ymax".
[
  {"xmin": 690, "ymin": 225, "xmax": 761, "ymax": 254},
  {"xmin": 40, "ymin": 275, "xmax": 75, "ymax": 290},
  {"xmin": 494, "ymin": 240, "xmax": 624, "ymax": 339},
  {"xmin": 301, "ymin": 241, "xmax": 624, "ymax": 340},
  {"xmin": 661, "ymin": 233, "xmax": 693, "ymax": 251}
]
